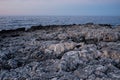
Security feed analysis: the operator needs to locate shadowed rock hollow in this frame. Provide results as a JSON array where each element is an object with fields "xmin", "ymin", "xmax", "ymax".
[{"xmin": 0, "ymin": 24, "xmax": 120, "ymax": 80}]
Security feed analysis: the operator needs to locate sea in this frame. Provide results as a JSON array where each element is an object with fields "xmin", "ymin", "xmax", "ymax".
[{"xmin": 0, "ymin": 16, "xmax": 120, "ymax": 31}]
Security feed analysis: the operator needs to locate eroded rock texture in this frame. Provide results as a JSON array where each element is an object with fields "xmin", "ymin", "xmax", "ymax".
[{"xmin": 0, "ymin": 24, "xmax": 120, "ymax": 80}]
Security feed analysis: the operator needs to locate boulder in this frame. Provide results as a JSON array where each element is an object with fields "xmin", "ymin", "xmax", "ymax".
[
  {"xmin": 102, "ymin": 32, "xmax": 119, "ymax": 42},
  {"xmin": 59, "ymin": 51, "xmax": 83, "ymax": 71},
  {"xmin": 57, "ymin": 33, "xmax": 68, "ymax": 40},
  {"xmin": 102, "ymin": 49, "xmax": 120, "ymax": 60},
  {"xmin": 81, "ymin": 28, "xmax": 119, "ymax": 42},
  {"xmin": 47, "ymin": 42, "xmax": 77, "ymax": 57}
]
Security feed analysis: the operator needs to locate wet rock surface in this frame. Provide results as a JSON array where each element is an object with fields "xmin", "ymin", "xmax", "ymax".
[{"xmin": 0, "ymin": 24, "xmax": 120, "ymax": 80}]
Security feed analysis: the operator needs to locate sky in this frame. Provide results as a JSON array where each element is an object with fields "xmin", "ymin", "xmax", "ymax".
[{"xmin": 0, "ymin": 0, "xmax": 120, "ymax": 16}]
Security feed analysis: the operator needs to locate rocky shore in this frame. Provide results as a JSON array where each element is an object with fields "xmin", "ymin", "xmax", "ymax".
[{"xmin": 0, "ymin": 24, "xmax": 120, "ymax": 80}]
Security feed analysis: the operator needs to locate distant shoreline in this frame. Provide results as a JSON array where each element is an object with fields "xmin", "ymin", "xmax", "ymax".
[
  {"xmin": 0, "ymin": 16, "xmax": 120, "ymax": 31},
  {"xmin": 0, "ymin": 23, "xmax": 117, "ymax": 34}
]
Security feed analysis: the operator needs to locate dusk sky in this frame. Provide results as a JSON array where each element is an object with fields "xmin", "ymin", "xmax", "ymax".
[{"xmin": 0, "ymin": 0, "xmax": 120, "ymax": 16}]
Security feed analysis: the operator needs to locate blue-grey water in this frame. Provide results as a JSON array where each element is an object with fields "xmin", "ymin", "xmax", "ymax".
[{"xmin": 0, "ymin": 16, "xmax": 120, "ymax": 31}]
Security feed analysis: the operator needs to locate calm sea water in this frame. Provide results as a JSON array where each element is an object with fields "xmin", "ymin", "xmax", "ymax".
[{"xmin": 0, "ymin": 16, "xmax": 120, "ymax": 30}]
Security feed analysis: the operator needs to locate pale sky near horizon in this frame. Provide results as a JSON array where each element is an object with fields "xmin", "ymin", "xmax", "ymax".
[{"xmin": 0, "ymin": 0, "xmax": 120, "ymax": 16}]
